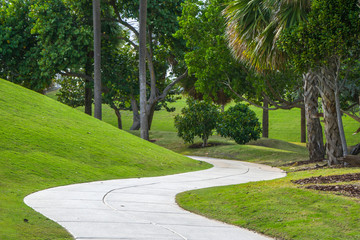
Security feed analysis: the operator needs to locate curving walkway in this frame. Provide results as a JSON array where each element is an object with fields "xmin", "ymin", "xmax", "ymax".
[{"xmin": 24, "ymin": 156, "xmax": 286, "ymax": 240}]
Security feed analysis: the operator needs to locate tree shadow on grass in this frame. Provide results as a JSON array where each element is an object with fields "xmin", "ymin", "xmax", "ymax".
[{"xmin": 188, "ymin": 141, "xmax": 234, "ymax": 149}]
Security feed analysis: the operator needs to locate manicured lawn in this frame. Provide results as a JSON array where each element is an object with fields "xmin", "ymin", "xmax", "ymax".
[
  {"xmin": 177, "ymin": 167, "xmax": 360, "ymax": 240},
  {"xmin": 45, "ymin": 89, "xmax": 360, "ymax": 240},
  {"xmin": 0, "ymin": 79, "xmax": 210, "ymax": 240},
  {"xmin": 68, "ymin": 93, "xmax": 359, "ymax": 146}
]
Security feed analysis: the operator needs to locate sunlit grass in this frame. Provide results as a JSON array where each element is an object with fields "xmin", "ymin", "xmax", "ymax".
[
  {"xmin": 177, "ymin": 167, "xmax": 360, "ymax": 240},
  {"xmin": 0, "ymin": 79, "xmax": 210, "ymax": 239}
]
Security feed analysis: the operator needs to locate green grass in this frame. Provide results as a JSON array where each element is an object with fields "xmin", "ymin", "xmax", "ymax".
[
  {"xmin": 0, "ymin": 79, "xmax": 211, "ymax": 240},
  {"xmin": 44, "ymin": 89, "xmax": 360, "ymax": 239},
  {"xmin": 142, "ymin": 131, "xmax": 309, "ymax": 166},
  {"xmin": 48, "ymin": 90, "xmax": 359, "ymax": 146},
  {"xmin": 177, "ymin": 167, "xmax": 360, "ymax": 240}
]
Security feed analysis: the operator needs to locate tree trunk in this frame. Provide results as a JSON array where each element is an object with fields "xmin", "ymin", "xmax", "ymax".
[
  {"xmin": 113, "ymin": 108, "xmax": 122, "ymax": 129},
  {"xmin": 84, "ymin": 61, "xmax": 92, "ymax": 116},
  {"xmin": 139, "ymin": 0, "xmax": 149, "ymax": 140},
  {"xmin": 262, "ymin": 98, "xmax": 269, "ymax": 138},
  {"xmin": 84, "ymin": 80, "xmax": 92, "ymax": 116},
  {"xmin": 301, "ymin": 107, "xmax": 306, "ymax": 143},
  {"xmin": 303, "ymin": 72, "xmax": 325, "ymax": 161},
  {"xmin": 335, "ymin": 83, "xmax": 348, "ymax": 156},
  {"xmin": 93, "ymin": 0, "xmax": 102, "ymax": 120},
  {"xmin": 130, "ymin": 96, "xmax": 140, "ymax": 130},
  {"xmin": 317, "ymin": 68, "xmax": 342, "ymax": 165},
  {"xmin": 202, "ymin": 136, "xmax": 208, "ymax": 147},
  {"xmin": 147, "ymin": 101, "xmax": 157, "ymax": 130}
]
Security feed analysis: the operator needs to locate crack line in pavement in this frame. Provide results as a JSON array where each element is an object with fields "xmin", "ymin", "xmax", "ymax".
[
  {"xmin": 100, "ymin": 167, "xmax": 252, "ymax": 240},
  {"xmin": 102, "ymin": 183, "xmax": 188, "ymax": 240}
]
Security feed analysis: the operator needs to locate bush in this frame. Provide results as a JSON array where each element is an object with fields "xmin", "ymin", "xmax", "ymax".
[
  {"xmin": 217, "ymin": 103, "xmax": 261, "ymax": 144},
  {"xmin": 174, "ymin": 98, "xmax": 219, "ymax": 147},
  {"xmin": 56, "ymin": 76, "xmax": 86, "ymax": 108}
]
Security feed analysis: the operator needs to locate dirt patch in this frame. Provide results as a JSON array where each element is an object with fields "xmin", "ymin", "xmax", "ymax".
[
  {"xmin": 305, "ymin": 184, "xmax": 360, "ymax": 198},
  {"xmin": 291, "ymin": 173, "xmax": 360, "ymax": 184},
  {"xmin": 292, "ymin": 173, "xmax": 360, "ymax": 199}
]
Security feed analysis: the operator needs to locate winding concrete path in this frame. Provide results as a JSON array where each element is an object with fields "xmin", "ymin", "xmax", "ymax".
[{"xmin": 24, "ymin": 156, "xmax": 286, "ymax": 240}]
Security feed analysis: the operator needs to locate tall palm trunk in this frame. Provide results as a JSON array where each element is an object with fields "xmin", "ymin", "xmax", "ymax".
[
  {"xmin": 303, "ymin": 72, "xmax": 325, "ymax": 161},
  {"xmin": 139, "ymin": 0, "xmax": 149, "ymax": 140},
  {"xmin": 93, "ymin": 0, "xmax": 102, "ymax": 120},
  {"xmin": 300, "ymin": 107, "xmax": 306, "ymax": 143},
  {"xmin": 317, "ymin": 66, "xmax": 342, "ymax": 165}
]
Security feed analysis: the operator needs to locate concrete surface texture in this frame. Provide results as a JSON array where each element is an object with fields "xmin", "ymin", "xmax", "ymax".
[{"xmin": 24, "ymin": 156, "xmax": 286, "ymax": 240}]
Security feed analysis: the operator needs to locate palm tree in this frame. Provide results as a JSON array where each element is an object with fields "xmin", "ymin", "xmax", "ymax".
[
  {"xmin": 223, "ymin": 0, "xmax": 325, "ymax": 161},
  {"xmin": 93, "ymin": 0, "xmax": 102, "ymax": 120}
]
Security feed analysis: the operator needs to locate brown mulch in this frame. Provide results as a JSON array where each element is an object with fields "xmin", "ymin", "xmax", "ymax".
[
  {"xmin": 305, "ymin": 184, "xmax": 360, "ymax": 198},
  {"xmin": 292, "ymin": 173, "xmax": 360, "ymax": 199},
  {"xmin": 291, "ymin": 173, "xmax": 360, "ymax": 184}
]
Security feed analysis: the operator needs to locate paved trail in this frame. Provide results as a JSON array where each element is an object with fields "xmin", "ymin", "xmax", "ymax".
[{"xmin": 25, "ymin": 156, "xmax": 286, "ymax": 240}]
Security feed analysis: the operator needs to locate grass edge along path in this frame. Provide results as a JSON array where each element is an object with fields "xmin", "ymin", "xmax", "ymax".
[
  {"xmin": 176, "ymin": 167, "xmax": 360, "ymax": 240},
  {"xmin": 0, "ymin": 79, "xmax": 211, "ymax": 240}
]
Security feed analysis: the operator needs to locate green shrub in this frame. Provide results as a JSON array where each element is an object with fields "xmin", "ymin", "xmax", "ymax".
[
  {"xmin": 174, "ymin": 98, "xmax": 219, "ymax": 147},
  {"xmin": 56, "ymin": 76, "xmax": 86, "ymax": 108},
  {"xmin": 217, "ymin": 103, "xmax": 261, "ymax": 144}
]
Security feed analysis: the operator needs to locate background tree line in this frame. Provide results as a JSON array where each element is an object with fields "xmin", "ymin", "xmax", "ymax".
[{"xmin": 0, "ymin": 0, "xmax": 359, "ymax": 165}]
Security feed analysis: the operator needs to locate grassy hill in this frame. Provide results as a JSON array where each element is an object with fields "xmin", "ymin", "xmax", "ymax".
[{"xmin": 0, "ymin": 79, "xmax": 210, "ymax": 239}]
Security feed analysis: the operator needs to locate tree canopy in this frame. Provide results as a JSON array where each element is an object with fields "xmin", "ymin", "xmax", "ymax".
[{"xmin": 0, "ymin": 0, "xmax": 50, "ymax": 92}]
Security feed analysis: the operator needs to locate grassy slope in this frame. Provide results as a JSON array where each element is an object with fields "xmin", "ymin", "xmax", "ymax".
[{"xmin": 0, "ymin": 79, "xmax": 210, "ymax": 240}]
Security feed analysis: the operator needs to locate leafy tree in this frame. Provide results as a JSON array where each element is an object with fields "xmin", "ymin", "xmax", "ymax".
[
  {"xmin": 0, "ymin": 0, "xmax": 51, "ymax": 92},
  {"xmin": 30, "ymin": 0, "xmax": 94, "ymax": 114},
  {"xmin": 180, "ymin": 0, "xmax": 304, "ymax": 142},
  {"xmin": 174, "ymin": 98, "xmax": 219, "ymax": 147},
  {"xmin": 109, "ymin": 0, "xmax": 189, "ymax": 139},
  {"xmin": 223, "ymin": 0, "xmax": 326, "ymax": 160},
  {"xmin": 30, "ymin": 0, "xmax": 124, "ymax": 118},
  {"xmin": 56, "ymin": 76, "xmax": 86, "ymax": 108},
  {"xmin": 279, "ymin": 0, "xmax": 360, "ymax": 164},
  {"xmin": 175, "ymin": 0, "xmax": 247, "ymax": 107},
  {"xmin": 102, "ymin": 46, "xmax": 139, "ymax": 129},
  {"xmin": 217, "ymin": 103, "xmax": 261, "ymax": 144}
]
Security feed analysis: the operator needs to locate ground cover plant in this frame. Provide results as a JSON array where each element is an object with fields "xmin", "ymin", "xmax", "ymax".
[{"xmin": 0, "ymin": 79, "xmax": 211, "ymax": 240}]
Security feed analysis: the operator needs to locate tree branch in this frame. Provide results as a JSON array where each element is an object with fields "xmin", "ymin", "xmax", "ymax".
[
  {"xmin": 224, "ymin": 80, "xmax": 303, "ymax": 110},
  {"xmin": 60, "ymin": 70, "xmax": 92, "ymax": 82},
  {"xmin": 157, "ymin": 69, "xmax": 188, "ymax": 101},
  {"xmin": 342, "ymin": 110, "xmax": 360, "ymax": 123},
  {"xmin": 109, "ymin": 0, "xmax": 139, "ymax": 38}
]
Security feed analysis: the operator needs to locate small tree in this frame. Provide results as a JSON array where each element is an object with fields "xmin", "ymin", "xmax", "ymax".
[
  {"xmin": 174, "ymin": 98, "xmax": 219, "ymax": 147},
  {"xmin": 56, "ymin": 76, "xmax": 86, "ymax": 108},
  {"xmin": 217, "ymin": 103, "xmax": 261, "ymax": 144}
]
